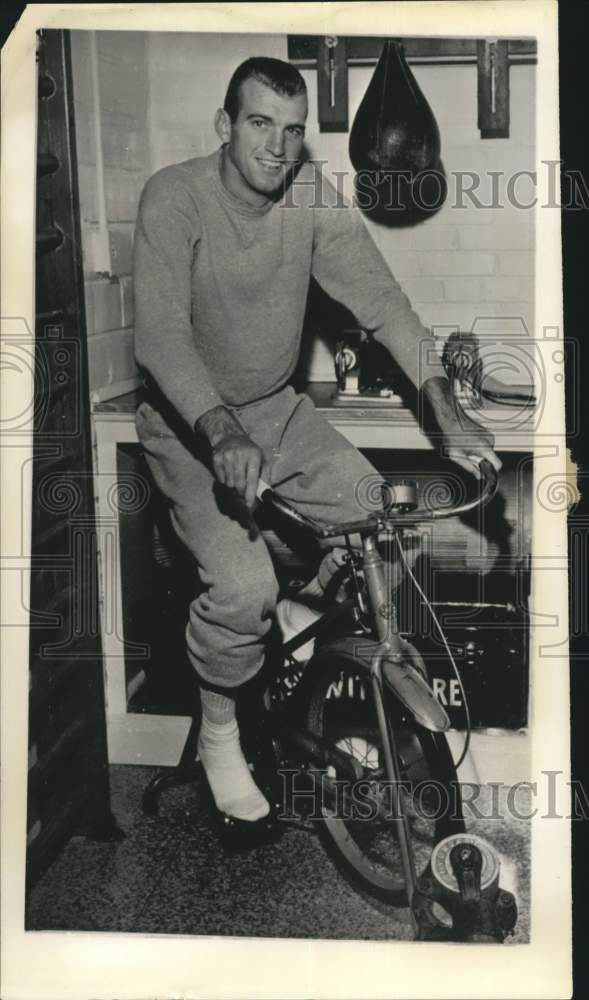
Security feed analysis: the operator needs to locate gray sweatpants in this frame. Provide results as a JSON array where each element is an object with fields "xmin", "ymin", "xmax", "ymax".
[{"xmin": 135, "ymin": 385, "xmax": 380, "ymax": 688}]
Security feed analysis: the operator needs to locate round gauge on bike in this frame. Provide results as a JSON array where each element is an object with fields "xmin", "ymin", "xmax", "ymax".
[
  {"xmin": 381, "ymin": 479, "xmax": 418, "ymax": 513},
  {"xmin": 430, "ymin": 833, "xmax": 500, "ymax": 899}
]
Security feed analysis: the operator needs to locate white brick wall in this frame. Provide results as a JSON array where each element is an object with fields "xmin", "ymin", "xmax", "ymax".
[
  {"xmin": 398, "ymin": 278, "xmax": 446, "ymax": 302},
  {"xmin": 442, "ymin": 278, "xmax": 485, "ymax": 302},
  {"xmin": 497, "ymin": 251, "xmax": 535, "ymax": 276},
  {"xmin": 481, "ymin": 277, "xmax": 534, "ymax": 302},
  {"xmin": 400, "ymin": 251, "xmax": 497, "ymax": 278},
  {"xmin": 457, "ymin": 223, "xmax": 534, "ymax": 250}
]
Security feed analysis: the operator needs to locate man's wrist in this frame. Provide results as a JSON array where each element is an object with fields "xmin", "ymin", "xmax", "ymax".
[
  {"xmin": 418, "ymin": 375, "xmax": 457, "ymax": 429},
  {"xmin": 194, "ymin": 404, "xmax": 242, "ymax": 447},
  {"xmin": 420, "ymin": 375, "xmax": 451, "ymax": 401}
]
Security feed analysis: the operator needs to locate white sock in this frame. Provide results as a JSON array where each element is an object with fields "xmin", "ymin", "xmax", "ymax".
[{"xmin": 198, "ymin": 699, "xmax": 270, "ymax": 821}]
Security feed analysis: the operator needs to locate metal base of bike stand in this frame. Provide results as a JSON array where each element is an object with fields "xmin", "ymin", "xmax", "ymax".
[{"xmin": 412, "ymin": 833, "xmax": 518, "ymax": 942}]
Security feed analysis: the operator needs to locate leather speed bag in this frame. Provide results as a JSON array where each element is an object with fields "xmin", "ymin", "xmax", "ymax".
[{"xmin": 349, "ymin": 40, "xmax": 446, "ymax": 223}]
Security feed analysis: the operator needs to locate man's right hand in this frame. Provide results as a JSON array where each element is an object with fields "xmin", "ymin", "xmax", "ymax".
[{"xmin": 195, "ymin": 405, "xmax": 263, "ymax": 510}]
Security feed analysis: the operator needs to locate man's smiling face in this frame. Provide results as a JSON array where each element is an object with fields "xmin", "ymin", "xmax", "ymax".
[{"xmin": 217, "ymin": 76, "xmax": 308, "ymax": 206}]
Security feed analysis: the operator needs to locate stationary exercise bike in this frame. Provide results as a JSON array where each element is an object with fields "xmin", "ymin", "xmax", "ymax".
[{"xmin": 144, "ymin": 450, "xmax": 518, "ymax": 940}]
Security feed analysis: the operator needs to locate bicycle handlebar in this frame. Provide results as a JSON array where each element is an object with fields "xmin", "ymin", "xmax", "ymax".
[{"xmin": 257, "ymin": 459, "xmax": 499, "ymax": 540}]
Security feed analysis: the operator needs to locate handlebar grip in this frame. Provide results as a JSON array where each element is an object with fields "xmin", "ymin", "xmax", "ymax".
[
  {"xmin": 255, "ymin": 478, "xmax": 332, "ymax": 537},
  {"xmin": 476, "ymin": 458, "xmax": 498, "ymax": 488},
  {"xmin": 471, "ymin": 457, "xmax": 499, "ymax": 505}
]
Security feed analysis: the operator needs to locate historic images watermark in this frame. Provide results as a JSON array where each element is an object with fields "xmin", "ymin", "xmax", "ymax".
[
  {"xmin": 281, "ymin": 159, "xmax": 589, "ymax": 212},
  {"xmin": 277, "ymin": 769, "xmax": 589, "ymax": 823}
]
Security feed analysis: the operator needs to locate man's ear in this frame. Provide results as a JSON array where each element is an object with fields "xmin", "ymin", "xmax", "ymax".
[{"xmin": 214, "ymin": 108, "xmax": 231, "ymax": 144}]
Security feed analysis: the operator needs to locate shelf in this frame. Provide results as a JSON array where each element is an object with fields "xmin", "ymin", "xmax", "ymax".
[
  {"xmin": 288, "ymin": 35, "xmax": 537, "ymax": 137},
  {"xmin": 92, "ymin": 382, "xmax": 535, "ymax": 453},
  {"xmin": 288, "ymin": 35, "xmax": 537, "ymax": 66}
]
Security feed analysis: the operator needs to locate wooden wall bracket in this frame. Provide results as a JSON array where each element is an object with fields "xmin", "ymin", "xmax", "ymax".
[
  {"xmin": 477, "ymin": 39, "xmax": 510, "ymax": 138},
  {"xmin": 288, "ymin": 35, "xmax": 537, "ymax": 138},
  {"xmin": 317, "ymin": 36, "xmax": 348, "ymax": 132}
]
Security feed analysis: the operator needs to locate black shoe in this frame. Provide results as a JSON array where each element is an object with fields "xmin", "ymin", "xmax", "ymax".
[
  {"xmin": 217, "ymin": 806, "xmax": 282, "ymax": 853},
  {"xmin": 198, "ymin": 761, "xmax": 282, "ymax": 852}
]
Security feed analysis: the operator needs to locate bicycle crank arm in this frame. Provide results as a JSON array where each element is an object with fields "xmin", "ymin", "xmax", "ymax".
[{"xmin": 279, "ymin": 724, "xmax": 365, "ymax": 783}]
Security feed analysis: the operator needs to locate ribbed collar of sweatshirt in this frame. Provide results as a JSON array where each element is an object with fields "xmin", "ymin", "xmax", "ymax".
[{"xmin": 211, "ymin": 146, "xmax": 277, "ymax": 219}]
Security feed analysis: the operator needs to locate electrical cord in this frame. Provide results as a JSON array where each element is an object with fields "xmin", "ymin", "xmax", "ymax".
[{"xmin": 393, "ymin": 531, "xmax": 471, "ymax": 771}]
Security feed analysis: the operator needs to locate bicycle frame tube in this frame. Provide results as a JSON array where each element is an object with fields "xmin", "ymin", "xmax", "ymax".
[
  {"xmin": 362, "ymin": 534, "xmax": 419, "ymax": 909},
  {"xmin": 362, "ymin": 534, "xmax": 403, "ymax": 647},
  {"xmin": 370, "ymin": 667, "xmax": 418, "ymax": 911}
]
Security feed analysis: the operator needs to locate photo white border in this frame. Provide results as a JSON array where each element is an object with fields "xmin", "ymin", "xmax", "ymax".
[{"xmin": 1, "ymin": 3, "xmax": 571, "ymax": 998}]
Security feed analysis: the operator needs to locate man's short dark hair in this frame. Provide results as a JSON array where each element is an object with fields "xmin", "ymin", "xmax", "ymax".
[{"xmin": 224, "ymin": 57, "xmax": 307, "ymax": 122}]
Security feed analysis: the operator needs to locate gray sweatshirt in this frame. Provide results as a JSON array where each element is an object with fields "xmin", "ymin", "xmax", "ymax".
[{"xmin": 133, "ymin": 148, "xmax": 447, "ymax": 429}]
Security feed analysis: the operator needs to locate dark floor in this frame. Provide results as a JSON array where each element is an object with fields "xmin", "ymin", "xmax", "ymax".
[{"xmin": 27, "ymin": 764, "xmax": 531, "ymax": 941}]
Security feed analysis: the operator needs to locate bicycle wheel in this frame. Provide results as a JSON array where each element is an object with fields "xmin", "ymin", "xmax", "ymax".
[{"xmin": 303, "ymin": 637, "xmax": 464, "ymax": 907}]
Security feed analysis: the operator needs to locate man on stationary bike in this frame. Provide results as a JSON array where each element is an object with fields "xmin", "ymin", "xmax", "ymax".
[{"xmin": 133, "ymin": 56, "xmax": 500, "ymax": 842}]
